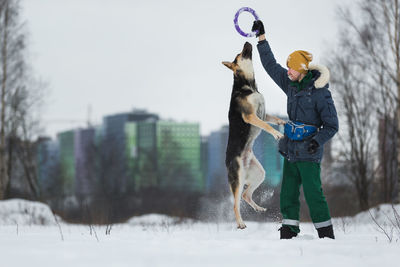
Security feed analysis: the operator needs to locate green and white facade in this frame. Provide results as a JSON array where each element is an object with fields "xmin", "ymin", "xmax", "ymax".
[{"xmin": 135, "ymin": 120, "xmax": 203, "ymax": 192}]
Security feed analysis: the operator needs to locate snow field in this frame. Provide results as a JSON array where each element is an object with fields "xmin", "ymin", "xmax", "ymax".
[{"xmin": 0, "ymin": 200, "xmax": 399, "ymax": 267}]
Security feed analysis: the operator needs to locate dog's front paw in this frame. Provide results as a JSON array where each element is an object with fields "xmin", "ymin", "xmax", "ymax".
[
  {"xmin": 277, "ymin": 119, "xmax": 286, "ymax": 125},
  {"xmin": 237, "ymin": 222, "xmax": 247, "ymax": 229},
  {"xmin": 273, "ymin": 131, "xmax": 284, "ymax": 140}
]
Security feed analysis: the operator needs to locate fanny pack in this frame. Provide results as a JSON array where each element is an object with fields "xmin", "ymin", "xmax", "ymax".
[{"xmin": 284, "ymin": 121, "xmax": 318, "ymax": 141}]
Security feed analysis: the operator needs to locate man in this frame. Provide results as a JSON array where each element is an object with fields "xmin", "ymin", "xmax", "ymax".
[{"xmin": 252, "ymin": 20, "xmax": 338, "ymax": 239}]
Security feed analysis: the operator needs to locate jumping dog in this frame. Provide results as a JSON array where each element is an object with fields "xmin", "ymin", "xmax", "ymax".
[{"xmin": 222, "ymin": 42, "xmax": 285, "ymax": 229}]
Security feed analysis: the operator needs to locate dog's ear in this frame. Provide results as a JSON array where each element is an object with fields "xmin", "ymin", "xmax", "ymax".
[{"xmin": 222, "ymin": 61, "xmax": 234, "ymax": 70}]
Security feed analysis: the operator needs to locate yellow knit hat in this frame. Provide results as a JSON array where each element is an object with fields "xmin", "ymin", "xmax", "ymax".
[{"xmin": 286, "ymin": 50, "xmax": 313, "ymax": 74}]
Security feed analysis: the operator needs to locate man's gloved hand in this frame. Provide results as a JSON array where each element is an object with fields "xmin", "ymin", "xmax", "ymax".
[
  {"xmin": 307, "ymin": 139, "xmax": 319, "ymax": 154},
  {"xmin": 251, "ymin": 20, "xmax": 265, "ymax": 37}
]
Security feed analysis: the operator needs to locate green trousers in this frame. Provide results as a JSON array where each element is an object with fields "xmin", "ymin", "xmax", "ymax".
[{"xmin": 280, "ymin": 159, "xmax": 332, "ymax": 233}]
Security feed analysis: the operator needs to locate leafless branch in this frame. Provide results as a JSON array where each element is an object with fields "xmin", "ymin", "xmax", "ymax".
[{"xmin": 369, "ymin": 209, "xmax": 394, "ymax": 242}]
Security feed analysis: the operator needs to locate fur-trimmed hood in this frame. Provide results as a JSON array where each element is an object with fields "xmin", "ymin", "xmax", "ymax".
[{"xmin": 308, "ymin": 64, "xmax": 330, "ymax": 89}]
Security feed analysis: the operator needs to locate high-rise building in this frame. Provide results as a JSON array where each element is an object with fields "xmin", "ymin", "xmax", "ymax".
[
  {"xmin": 200, "ymin": 136, "xmax": 208, "ymax": 191},
  {"xmin": 124, "ymin": 122, "xmax": 139, "ymax": 192},
  {"xmin": 135, "ymin": 120, "xmax": 203, "ymax": 192},
  {"xmin": 36, "ymin": 137, "xmax": 59, "ymax": 196},
  {"xmin": 57, "ymin": 130, "xmax": 76, "ymax": 195},
  {"xmin": 156, "ymin": 121, "xmax": 203, "ymax": 192},
  {"xmin": 74, "ymin": 128, "xmax": 96, "ymax": 197},
  {"xmin": 253, "ymin": 122, "xmax": 285, "ymax": 187},
  {"xmin": 137, "ymin": 121, "xmax": 158, "ymax": 190},
  {"xmin": 205, "ymin": 125, "xmax": 229, "ymax": 195},
  {"xmin": 102, "ymin": 110, "xmax": 159, "ymax": 193}
]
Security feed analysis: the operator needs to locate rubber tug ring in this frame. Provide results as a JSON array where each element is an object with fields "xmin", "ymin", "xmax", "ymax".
[{"xmin": 233, "ymin": 7, "xmax": 259, "ymax": 37}]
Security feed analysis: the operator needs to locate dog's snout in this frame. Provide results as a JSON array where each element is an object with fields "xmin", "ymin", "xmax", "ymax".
[{"xmin": 242, "ymin": 42, "xmax": 253, "ymax": 59}]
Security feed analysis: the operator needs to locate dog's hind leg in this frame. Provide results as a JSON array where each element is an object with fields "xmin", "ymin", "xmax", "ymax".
[
  {"xmin": 228, "ymin": 157, "xmax": 246, "ymax": 229},
  {"xmin": 243, "ymin": 154, "xmax": 267, "ymax": 212}
]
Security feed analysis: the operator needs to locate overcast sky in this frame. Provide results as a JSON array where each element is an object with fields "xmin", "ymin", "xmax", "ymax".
[{"xmin": 22, "ymin": 0, "xmax": 348, "ymax": 137}]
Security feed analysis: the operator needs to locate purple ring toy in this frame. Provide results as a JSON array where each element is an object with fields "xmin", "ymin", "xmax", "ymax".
[{"xmin": 234, "ymin": 7, "xmax": 259, "ymax": 37}]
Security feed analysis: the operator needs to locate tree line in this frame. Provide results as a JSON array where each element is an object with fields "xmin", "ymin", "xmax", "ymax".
[{"xmin": 327, "ymin": 0, "xmax": 399, "ymax": 211}]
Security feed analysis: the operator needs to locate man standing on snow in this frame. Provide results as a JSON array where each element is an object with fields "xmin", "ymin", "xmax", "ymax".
[{"xmin": 252, "ymin": 20, "xmax": 338, "ymax": 239}]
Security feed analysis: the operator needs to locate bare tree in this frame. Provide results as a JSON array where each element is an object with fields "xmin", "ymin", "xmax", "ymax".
[
  {"xmin": 328, "ymin": 49, "xmax": 378, "ymax": 210},
  {"xmin": 0, "ymin": 0, "xmax": 11, "ymax": 199},
  {"xmin": 378, "ymin": 115, "xmax": 398, "ymax": 203},
  {"xmin": 0, "ymin": 0, "xmax": 44, "ymax": 199},
  {"xmin": 327, "ymin": 0, "xmax": 400, "ymax": 210},
  {"xmin": 343, "ymin": 0, "xmax": 399, "ymax": 202}
]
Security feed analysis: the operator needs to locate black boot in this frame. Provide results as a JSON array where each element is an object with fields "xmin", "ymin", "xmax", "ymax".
[
  {"xmin": 279, "ymin": 225, "xmax": 298, "ymax": 239},
  {"xmin": 317, "ymin": 225, "xmax": 335, "ymax": 239}
]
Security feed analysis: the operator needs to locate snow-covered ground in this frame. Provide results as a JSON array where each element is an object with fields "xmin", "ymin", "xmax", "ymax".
[{"xmin": 0, "ymin": 199, "xmax": 399, "ymax": 267}]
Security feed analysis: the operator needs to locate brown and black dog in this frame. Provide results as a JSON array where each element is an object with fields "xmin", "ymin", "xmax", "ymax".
[{"xmin": 222, "ymin": 42, "xmax": 285, "ymax": 229}]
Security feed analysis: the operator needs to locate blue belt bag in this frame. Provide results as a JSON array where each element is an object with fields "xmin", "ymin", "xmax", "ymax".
[{"xmin": 284, "ymin": 121, "xmax": 318, "ymax": 141}]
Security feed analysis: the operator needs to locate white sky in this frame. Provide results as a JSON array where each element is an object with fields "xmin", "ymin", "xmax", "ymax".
[{"xmin": 21, "ymin": 0, "xmax": 348, "ymax": 137}]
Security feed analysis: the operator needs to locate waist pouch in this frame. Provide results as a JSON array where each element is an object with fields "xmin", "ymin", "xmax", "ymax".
[{"xmin": 284, "ymin": 121, "xmax": 318, "ymax": 141}]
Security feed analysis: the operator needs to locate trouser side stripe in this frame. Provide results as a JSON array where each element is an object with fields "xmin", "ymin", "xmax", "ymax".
[
  {"xmin": 282, "ymin": 219, "xmax": 300, "ymax": 226},
  {"xmin": 314, "ymin": 219, "xmax": 332, "ymax": 229}
]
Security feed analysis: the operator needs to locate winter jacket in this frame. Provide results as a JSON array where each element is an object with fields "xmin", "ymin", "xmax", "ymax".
[{"xmin": 257, "ymin": 40, "xmax": 339, "ymax": 163}]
